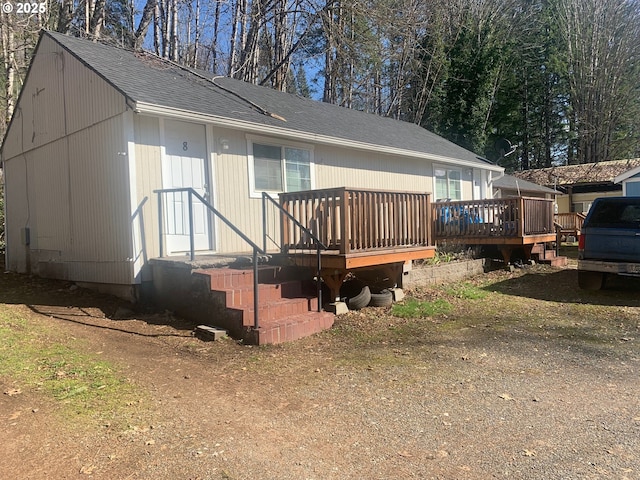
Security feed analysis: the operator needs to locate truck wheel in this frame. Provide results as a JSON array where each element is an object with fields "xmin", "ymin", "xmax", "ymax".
[{"xmin": 578, "ymin": 271, "xmax": 605, "ymax": 290}]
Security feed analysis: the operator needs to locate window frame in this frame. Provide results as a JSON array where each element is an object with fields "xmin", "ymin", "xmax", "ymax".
[
  {"xmin": 247, "ymin": 135, "xmax": 315, "ymax": 198},
  {"xmin": 433, "ymin": 165, "xmax": 463, "ymax": 201}
]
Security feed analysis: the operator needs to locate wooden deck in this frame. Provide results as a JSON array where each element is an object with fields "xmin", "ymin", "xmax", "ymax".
[
  {"xmin": 432, "ymin": 197, "xmax": 558, "ymax": 263},
  {"xmin": 276, "ymin": 187, "xmax": 435, "ymax": 300},
  {"xmin": 279, "ymin": 187, "xmax": 433, "ymax": 254},
  {"xmin": 272, "ymin": 190, "xmax": 562, "ymax": 297},
  {"xmin": 555, "ymin": 212, "xmax": 585, "ymax": 238},
  {"xmin": 273, "ymin": 245, "xmax": 436, "ymax": 270}
]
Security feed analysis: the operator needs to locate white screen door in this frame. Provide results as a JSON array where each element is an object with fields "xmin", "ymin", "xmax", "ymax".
[{"xmin": 161, "ymin": 119, "xmax": 211, "ymax": 254}]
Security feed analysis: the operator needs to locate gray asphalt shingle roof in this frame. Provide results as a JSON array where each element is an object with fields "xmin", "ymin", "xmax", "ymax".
[
  {"xmin": 493, "ymin": 174, "xmax": 557, "ymax": 194},
  {"xmin": 44, "ymin": 30, "xmax": 496, "ymax": 169}
]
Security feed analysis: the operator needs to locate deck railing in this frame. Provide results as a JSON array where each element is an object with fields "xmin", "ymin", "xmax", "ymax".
[
  {"xmin": 554, "ymin": 212, "xmax": 585, "ymax": 234},
  {"xmin": 279, "ymin": 187, "xmax": 432, "ymax": 254},
  {"xmin": 432, "ymin": 197, "xmax": 555, "ymax": 239}
]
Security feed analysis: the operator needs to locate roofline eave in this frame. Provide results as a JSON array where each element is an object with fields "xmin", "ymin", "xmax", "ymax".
[{"xmin": 134, "ymin": 102, "xmax": 503, "ymax": 173}]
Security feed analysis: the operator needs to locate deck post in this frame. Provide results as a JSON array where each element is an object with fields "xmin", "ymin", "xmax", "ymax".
[
  {"xmin": 518, "ymin": 197, "xmax": 525, "ymax": 236},
  {"xmin": 280, "ymin": 195, "xmax": 290, "ymax": 253},
  {"xmin": 340, "ymin": 188, "xmax": 349, "ymax": 254}
]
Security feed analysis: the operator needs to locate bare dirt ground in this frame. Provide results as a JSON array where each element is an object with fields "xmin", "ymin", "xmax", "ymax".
[{"xmin": 1, "ymin": 258, "xmax": 639, "ymax": 480}]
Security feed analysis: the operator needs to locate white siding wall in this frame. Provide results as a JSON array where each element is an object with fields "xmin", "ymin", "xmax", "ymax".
[
  {"xmin": 1, "ymin": 39, "xmax": 66, "ymax": 160},
  {"xmin": 4, "ymin": 115, "xmax": 133, "ymax": 284},
  {"xmin": 315, "ymin": 145, "xmax": 430, "ymax": 192},
  {"xmin": 211, "ymin": 131, "xmax": 477, "ymax": 254},
  {"xmin": 133, "ymin": 114, "xmax": 163, "ymax": 265},
  {"xmin": 2, "ymin": 36, "xmax": 126, "ymax": 159},
  {"xmin": 3, "ymin": 156, "xmax": 29, "ymax": 273},
  {"xmin": 210, "ymin": 128, "xmax": 258, "ymax": 253},
  {"xmin": 2, "ymin": 36, "xmax": 133, "ymax": 284}
]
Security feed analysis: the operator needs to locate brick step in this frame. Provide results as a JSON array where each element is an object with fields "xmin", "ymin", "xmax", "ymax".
[
  {"xmin": 539, "ymin": 256, "xmax": 568, "ymax": 267},
  {"xmin": 530, "ymin": 243, "xmax": 545, "ymax": 255},
  {"xmin": 540, "ymin": 249, "xmax": 557, "ymax": 260},
  {"xmin": 245, "ymin": 311, "xmax": 336, "ymax": 345},
  {"xmin": 195, "ymin": 266, "xmax": 281, "ymax": 290},
  {"xmin": 232, "ymin": 297, "xmax": 320, "ymax": 326},
  {"xmin": 191, "ymin": 266, "xmax": 334, "ymax": 345},
  {"xmin": 219, "ymin": 280, "xmax": 303, "ymax": 308}
]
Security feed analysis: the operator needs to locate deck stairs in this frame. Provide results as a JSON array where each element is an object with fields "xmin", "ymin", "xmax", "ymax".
[
  {"xmin": 530, "ymin": 243, "xmax": 567, "ymax": 267},
  {"xmin": 193, "ymin": 266, "xmax": 334, "ymax": 345}
]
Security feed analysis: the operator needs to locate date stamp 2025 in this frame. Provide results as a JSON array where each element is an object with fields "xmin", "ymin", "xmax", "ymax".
[{"xmin": 2, "ymin": 2, "xmax": 47, "ymax": 14}]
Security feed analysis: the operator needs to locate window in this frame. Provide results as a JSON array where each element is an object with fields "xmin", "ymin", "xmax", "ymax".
[
  {"xmin": 251, "ymin": 141, "xmax": 312, "ymax": 194},
  {"xmin": 588, "ymin": 199, "xmax": 640, "ymax": 227},
  {"xmin": 571, "ymin": 202, "xmax": 591, "ymax": 214},
  {"xmin": 434, "ymin": 167, "xmax": 461, "ymax": 201}
]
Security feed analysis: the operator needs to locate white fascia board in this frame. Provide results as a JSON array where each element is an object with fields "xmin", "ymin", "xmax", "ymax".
[
  {"xmin": 614, "ymin": 165, "xmax": 640, "ymax": 184},
  {"xmin": 134, "ymin": 102, "xmax": 504, "ymax": 174}
]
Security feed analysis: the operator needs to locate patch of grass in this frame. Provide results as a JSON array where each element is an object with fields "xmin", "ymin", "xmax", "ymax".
[
  {"xmin": 0, "ymin": 308, "xmax": 142, "ymax": 423},
  {"xmin": 442, "ymin": 282, "xmax": 488, "ymax": 300},
  {"xmin": 391, "ymin": 298, "xmax": 453, "ymax": 318}
]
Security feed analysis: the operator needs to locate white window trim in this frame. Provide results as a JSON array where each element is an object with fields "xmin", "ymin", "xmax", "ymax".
[
  {"xmin": 246, "ymin": 134, "xmax": 315, "ymax": 199},
  {"xmin": 433, "ymin": 164, "xmax": 463, "ymax": 201}
]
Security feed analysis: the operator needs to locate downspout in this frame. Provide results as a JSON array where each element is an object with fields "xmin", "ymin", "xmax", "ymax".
[{"xmin": 1, "ymin": 162, "xmax": 5, "ymax": 271}]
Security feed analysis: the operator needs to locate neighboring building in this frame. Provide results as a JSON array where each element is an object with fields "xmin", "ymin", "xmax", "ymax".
[
  {"xmin": 492, "ymin": 174, "xmax": 556, "ymax": 199},
  {"xmin": 614, "ymin": 165, "xmax": 640, "ymax": 196},
  {"xmin": 513, "ymin": 159, "xmax": 640, "ymax": 214},
  {"xmin": 0, "ymin": 31, "xmax": 503, "ymax": 298}
]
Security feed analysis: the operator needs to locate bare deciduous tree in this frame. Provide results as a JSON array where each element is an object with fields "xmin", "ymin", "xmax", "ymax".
[{"xmin": 558, "ymin": 0, "xmax": 640, "ymax": 164}]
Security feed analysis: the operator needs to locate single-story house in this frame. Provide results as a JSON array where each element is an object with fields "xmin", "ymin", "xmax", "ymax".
[
  {"xmin": 513, "ymin": 159, "xmax": 640, "ymax": 214},
  {"xmin": 0, "ymin": 30, "xmax": 503, "ymax": 300},
  {"xmin": 614, "ymin": 165, "xmax": 640, "ymax": 195}
]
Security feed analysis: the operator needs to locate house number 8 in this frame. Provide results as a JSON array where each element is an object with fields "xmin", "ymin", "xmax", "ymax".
[{"xmin": 183, "ymin": 141, "xmax": 188, "ymax": 151}]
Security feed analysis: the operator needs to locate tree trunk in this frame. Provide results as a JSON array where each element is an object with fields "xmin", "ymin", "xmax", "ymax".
[
  {"xmin": 170, "ymin": 0, "xmax": 178, "ymax": 61},
  {"xmin": 56, "ymin": 0, "xmax": 74, "ymax": 33},
  {"xmin": 0, "ymin": 14, "xmax": 16, "ymax": 126},
  {"xmin": 134, "ymin": 0, "xmax": 158, "ymax": 50}
]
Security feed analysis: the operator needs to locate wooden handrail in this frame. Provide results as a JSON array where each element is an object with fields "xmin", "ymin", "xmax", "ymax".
[{"xmin": 279, "ymin": 187, "xmax": 432, "ymax": 254}]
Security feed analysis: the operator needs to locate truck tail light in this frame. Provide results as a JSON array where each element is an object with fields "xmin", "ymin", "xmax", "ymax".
[{"xmin": 578, "ymin": 233, "xmax": 585, "ymax": 251}]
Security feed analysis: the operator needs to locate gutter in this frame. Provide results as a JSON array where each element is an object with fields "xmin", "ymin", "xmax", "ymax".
[{"xmin": 134, "ymin": 102, "xmax": 504, "ymax": 173}]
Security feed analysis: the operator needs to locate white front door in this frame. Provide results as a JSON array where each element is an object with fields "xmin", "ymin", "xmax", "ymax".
[{"xmin": 162, "ymin": 119, "xmax": 211, "ymax": 254}]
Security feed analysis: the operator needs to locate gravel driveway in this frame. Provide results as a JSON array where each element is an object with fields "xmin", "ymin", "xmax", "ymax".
[{"xmin": 1, "ymin": 262, "xmax": 639, "ymax": 479}]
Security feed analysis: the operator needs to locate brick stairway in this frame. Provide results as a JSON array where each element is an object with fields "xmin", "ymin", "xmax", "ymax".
[
  {"xmin": 531, "ymin": 243, "xmax": 568, "ymax": 267},
  {"xmin": 192, "ymin": 266, "xmax": 334, "ymax": 345}
]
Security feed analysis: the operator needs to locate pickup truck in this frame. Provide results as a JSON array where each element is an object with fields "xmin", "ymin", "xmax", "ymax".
[{"xmin": 578, "ymin": 197, "xmax": 640, "ymax": 290}]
